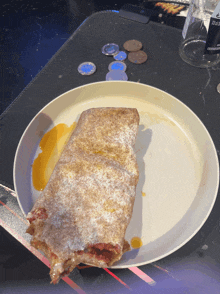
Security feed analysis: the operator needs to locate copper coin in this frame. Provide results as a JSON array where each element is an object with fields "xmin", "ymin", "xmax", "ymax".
[
  {"xmin": 128, "ymin": 51, "xmax": 148, "ymax": 64},
  {"xmin": 123, "ymin": 40, "xmax": 143, "ymax": 52}
]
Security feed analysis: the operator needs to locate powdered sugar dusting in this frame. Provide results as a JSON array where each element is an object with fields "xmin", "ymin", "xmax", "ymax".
[{"xmin": 27, "ymin": 107, "xmax": 139, "ymax": 270}]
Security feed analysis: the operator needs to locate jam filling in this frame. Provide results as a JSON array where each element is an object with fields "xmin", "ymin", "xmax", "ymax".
[
  {"xmin": 29, "ymin": 236, "xmax": 123, "ymax": 284},
  {"xmin": 27, "ymin": 208, "xmax": 48, "ymax": 223},
  {"xmin": 87, "ymin": 243, "xmax": 121, "ymax": 263},
  {"xmin": 27, "ymin": 208, "xmax": 123, "ymax": 280}
]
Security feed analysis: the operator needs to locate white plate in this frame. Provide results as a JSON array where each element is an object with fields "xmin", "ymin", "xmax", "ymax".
[{"xmin": 13, "ymin": 81, "xmax": 219, "ymax": 268}]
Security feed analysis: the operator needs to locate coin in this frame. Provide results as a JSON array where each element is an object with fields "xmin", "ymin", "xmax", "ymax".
[
  {"xmin": 113, "ymin": 51, "xmax": 127, "ymax": 61},
  {"xmin": 102, "ymin": 43, "xmax": 120, "ymax": 56},
  {"xmin": 123, "ymin": 40, "xmax": 142, "ymax": 52},
  {"xmin": 217, "ymin": 83, "xmax": 220, "ymax": 93},
  {"xmin": 106, "ymin": 70, "xmax": 128, "ymax": 81},
  {"xmin": 108, "ymin": 61, "xmax": 127, "ymax": 72},
  {"xmin": 128, "ymin": 51, "xmax": 148, "ymax": 64},
  {"xmin": 78, "ymin": 62, "xmax": 96, "ymax": 75}
]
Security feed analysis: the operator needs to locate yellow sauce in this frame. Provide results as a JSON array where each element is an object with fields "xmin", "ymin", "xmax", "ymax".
[
  {"xmin": 131, "ymin": 237, "xmax": 143, "ymax": 249},
  {"xmin": 142, "ymin": 192, "xmax": 146, "ymax": 197},
  {"xmin": 32, "ymin": 122, "xmax": 76, "ymax": 191}
]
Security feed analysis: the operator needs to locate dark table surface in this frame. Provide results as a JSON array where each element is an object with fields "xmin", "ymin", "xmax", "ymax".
[
  {"xmin": 1, "ymin": 1, "xmax": 220, "ymax": 293},
  {"xmin": 0, "ymin": 0, "xmax": 187, "ymax": 116}
]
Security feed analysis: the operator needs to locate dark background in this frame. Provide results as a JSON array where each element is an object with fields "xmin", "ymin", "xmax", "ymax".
[
  {"xmin": 0, "ymin": 0, "xmax": 141, "ymax": 115},
  {"xmin": 0, "ymin": 0, "xmax": 186, "ymax": 116}
]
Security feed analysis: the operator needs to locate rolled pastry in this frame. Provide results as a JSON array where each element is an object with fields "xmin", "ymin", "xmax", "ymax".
[{"xmin": 26, "ymin": 107, "xmax": 139, "ymax": 283}]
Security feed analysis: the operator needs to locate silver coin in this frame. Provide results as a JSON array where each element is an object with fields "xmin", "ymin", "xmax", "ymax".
[
  {"xmin": 217, "ymin": 83, "xmax": 220, "ymax": 93},
  {"xmin": 113, "ymin": 51, "xmax": 127, "ymax": 61},
  {"xmin": 106, "ymin": 70, "xmax": 128, "ymax": 81},
  {"xmin": 78, "ymin": 62, "xmax": 96, "ymax": 75},
  {"xmin": 102, "ymin": 43, "xmax": 120, "ymax": 56},
  {"xmin": 108, "ymin": 61, "xmax": 127, "ymax": 72}
]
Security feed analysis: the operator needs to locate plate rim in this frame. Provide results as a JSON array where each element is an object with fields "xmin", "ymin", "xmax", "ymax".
[{"xmin": 13, "ymin": 81, "xmax": 220, "ymax": 267}]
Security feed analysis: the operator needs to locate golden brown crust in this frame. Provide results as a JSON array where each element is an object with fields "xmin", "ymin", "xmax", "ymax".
[{"xmin": 27, "ymin": 107, "xmax": 139, "ymax": 283}]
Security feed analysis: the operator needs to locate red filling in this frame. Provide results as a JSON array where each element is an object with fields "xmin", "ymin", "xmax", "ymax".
[
  {"xmin": 29, "ymin": 237, "xmax": 122, "ymax": 284},
  {"xmin": 27, "ymin": 208, "xmax": 122, "ymax": 277},
  {"xmin": 87, "ymin": 243, "xmax": 121, "ymax": 263},
  {"xmin": 27, "ymin": 208, "xmax": 48, "ymax": 223},
  {"xmin": 76, "ymin": 250, "xmax": 84, "ymax": 255}
]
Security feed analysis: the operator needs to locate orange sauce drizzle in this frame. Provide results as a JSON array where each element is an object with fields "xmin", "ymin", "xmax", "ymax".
[
  {"xmin": 32, "ymin": 122, "xmax": 76, "ymax": 191},
  {"xmin": 131, "ymin": 237, "xmax": 143, "ymax": 249}
]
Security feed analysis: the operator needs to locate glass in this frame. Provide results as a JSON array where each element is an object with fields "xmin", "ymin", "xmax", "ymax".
[{"xmin": 179, "ymin": 0, "xmax": 220, "ymax": 68}]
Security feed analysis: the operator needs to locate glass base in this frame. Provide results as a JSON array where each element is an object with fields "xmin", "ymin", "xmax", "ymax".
[{"xmin": 179, "ymin": 38, "xmax": 220, "ymax": 68}]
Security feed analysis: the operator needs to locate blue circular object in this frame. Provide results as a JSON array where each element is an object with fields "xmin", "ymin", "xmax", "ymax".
[
  {"xmin": 113, "ymin": 51, "xmax": 127, "ymax": 61},
  {"xmin": 102, "ymin": 43, "xmax": 119, "ymax": 56},
  {"xmin": 108, "ymin": 61, "xmax": 127, "ymax": 72},
  {"xmin": 78, "ymin": 62, "xmax": 96, "ymax": 75},
  {"xmin": 106, "ymin": 70, "xmax": 128, "ymax": 81}
]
